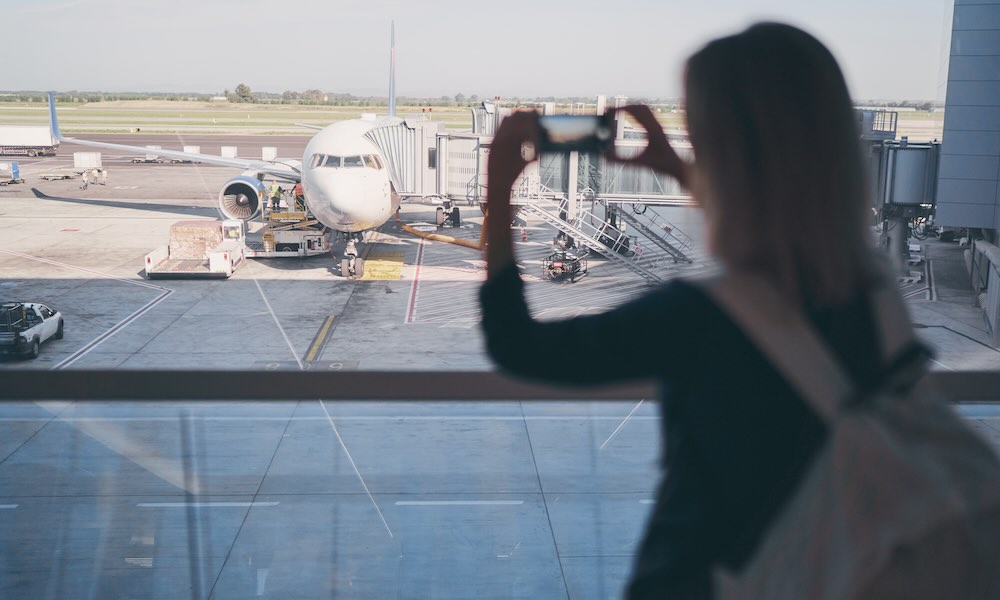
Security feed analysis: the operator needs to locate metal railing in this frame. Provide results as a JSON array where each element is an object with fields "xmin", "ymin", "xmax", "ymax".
[{"xmin": 2, "ymin": 370, "xmax": 998, "ymax": 402}]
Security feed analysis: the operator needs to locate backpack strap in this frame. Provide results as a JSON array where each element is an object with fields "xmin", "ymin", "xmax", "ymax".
[
  {"xmin": 699, "ymin": 274, "xmax": 854, "ymax": 424},
  {"xmin": 700, "ymin": 270, "xmax": 925, "ymax": 422}
]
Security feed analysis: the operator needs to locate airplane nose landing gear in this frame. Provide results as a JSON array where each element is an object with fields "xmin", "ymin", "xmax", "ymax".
[{"xmin": 339, "ymin": 234, "xmax": 365, "ymax": 279}]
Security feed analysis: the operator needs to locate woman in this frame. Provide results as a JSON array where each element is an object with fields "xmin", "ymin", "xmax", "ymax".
[{"xmin": 480, "ymin": 23, "xmax": 886, "ymax": 598}]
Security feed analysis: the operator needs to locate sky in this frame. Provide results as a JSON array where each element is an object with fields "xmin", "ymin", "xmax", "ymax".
[{"xmin": 3, "ymin": 0, "xmax": 955, "ymax": 101}]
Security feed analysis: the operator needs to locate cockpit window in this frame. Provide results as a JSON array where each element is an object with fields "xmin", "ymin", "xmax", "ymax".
[
  {"xmin": 373, "ymin": 155, "xmax": 384, "ymax": 169},
  {"xmin": 343, "ymin": 156, "xmax": 364, "ymax": 168},
  {"xmin": 309, "ymin": 154, "xmax": 323, "ymax": 168},
  {"xmin": 364, "ymin": 155, "xmax": 379, "ymax": 169},
  {"xmin": 324, "ymin": 155, "xmax": 343, "ymax": 168}
]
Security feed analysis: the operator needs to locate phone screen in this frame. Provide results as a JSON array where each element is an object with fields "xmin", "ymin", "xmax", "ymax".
[{"xmin": 537, "ymin": 115, "xmax": 612, "ymax": 153}]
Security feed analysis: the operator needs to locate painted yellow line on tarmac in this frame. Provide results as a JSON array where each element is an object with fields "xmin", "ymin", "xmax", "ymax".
[
  {"xmin": 361, "ymin": 250, "xmax": 405, "ymax": 281},
  {"xmin": 304, "ymin": 315, "xmax": 336, "ymax": 363}
]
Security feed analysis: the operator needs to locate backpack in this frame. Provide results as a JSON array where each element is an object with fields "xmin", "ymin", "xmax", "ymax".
[{"xmin": 701, "ymin": 272, "xmax": 1000, "ymax": 599}]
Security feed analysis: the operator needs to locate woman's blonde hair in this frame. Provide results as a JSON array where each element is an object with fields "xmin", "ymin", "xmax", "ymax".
[{"xmin": 685, "ymin": 23, "xmax": 874, "ymax": 307}]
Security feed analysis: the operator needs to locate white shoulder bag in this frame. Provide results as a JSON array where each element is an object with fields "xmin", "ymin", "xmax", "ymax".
[{"xmin": 703, "ymin": 273, "xmax": 1000, "ymax": 600}]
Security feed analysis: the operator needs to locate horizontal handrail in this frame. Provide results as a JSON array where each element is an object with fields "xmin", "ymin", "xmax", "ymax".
[{"xmin": 0, "ymin": 370, "xmax": 997, "ymax": 403}]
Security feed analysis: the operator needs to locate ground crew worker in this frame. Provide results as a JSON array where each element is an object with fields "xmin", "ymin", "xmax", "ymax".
[
  {"xmin": 294, "ymin": 182, "xmax": 304, "ymax": 211},
  {"xmin": 269, "ymin": 183, "xmax": 282, "ymax": 211},
  {"xmin": 80, "ymin": 170, "xmax": 89, "ymax": 190}
]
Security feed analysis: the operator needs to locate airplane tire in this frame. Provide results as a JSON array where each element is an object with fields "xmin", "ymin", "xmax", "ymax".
[
  {"xmin": 55, "ymin": 320, "xmax": 64, "ymax": 340},
  {"xmin": 26, "ymin": 149, "xmax": 37, "ymax": 157},
  {"xmin": 341, "ymin": 258, "xmax": 364, "ymax": 278},
  {"xmin": 435, "ymin": 206, "xmax": 445, "ymax": 226}
]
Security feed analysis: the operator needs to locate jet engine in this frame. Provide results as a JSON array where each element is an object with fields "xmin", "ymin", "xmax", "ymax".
[{"xmin": 218, "ymin": 175, "xmax": 266, "ymax": 221}]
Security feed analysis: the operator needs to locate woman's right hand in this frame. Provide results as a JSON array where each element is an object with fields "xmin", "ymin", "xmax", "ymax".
[{"xmin": 607, "ymin": 104, "xmax": 689, "ymax": 188}]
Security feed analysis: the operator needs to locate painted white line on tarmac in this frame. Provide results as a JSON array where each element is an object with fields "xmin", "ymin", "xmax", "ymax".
[
  {"xmin": 254, "ymin": 278, "xmax": 303, "ymax": 371},
  {"xmin": 395, "ymin": 500, "xmax": 524, "ymax": 506},
  {"xmin": 405, "ymin": 239, "xmax": 425, "ymax": 324},
  {"xmin": 931, "ymin": 358, "xmax": 955, "ymax": 371},
  {"xmin": 54, "ymin": 289, "xmax": 172, "ymax": 369},
  {"xmin": 639, "ymin": 500, "xmax": 655, "ymax": 505},
  {"xmin": 137, "ymin": 502, "xmax": 279, "ymax": 508},
  {"xmin": 600, "ymin": 399, "xmax": 645, "ymax": 450},
  {"xmin": 0, "ymin": 504, "xmax": 19, "ymax": 509},
  {"xmin": 318, "ymin": 399, "xmax": 394, "ymax": 539}
]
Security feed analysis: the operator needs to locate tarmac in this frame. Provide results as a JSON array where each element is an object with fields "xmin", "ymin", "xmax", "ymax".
[{"xmin": 0, "ymin": 141, "xmax": 997, "ymax": 599}]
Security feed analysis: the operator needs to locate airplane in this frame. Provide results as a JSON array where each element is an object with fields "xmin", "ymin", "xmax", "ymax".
[{"xmin": 44, "ymin": 23, "xmax": 430, "ymax": 258}]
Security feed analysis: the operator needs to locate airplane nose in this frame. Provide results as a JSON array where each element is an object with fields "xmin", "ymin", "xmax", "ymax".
[{"xmin": 305, "ymin": 170, "xmax": 387, "ymax": 231}]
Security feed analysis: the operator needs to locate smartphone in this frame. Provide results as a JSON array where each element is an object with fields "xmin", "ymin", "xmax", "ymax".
[{"xmin": 537, "ymin": 114, "xmax": 614, "ymax": 153}]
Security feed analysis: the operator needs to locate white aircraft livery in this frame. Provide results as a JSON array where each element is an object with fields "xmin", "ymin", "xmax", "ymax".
[{"xmin": 45, "ymin": 25, "xmax": 402, "ymax": 237}]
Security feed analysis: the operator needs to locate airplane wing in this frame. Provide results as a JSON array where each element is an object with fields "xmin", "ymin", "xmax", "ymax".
[{"xmin": 48, "ymin": 93, "xmax": 301, "ymax": 182}]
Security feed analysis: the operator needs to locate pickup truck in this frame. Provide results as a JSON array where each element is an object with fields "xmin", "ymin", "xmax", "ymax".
[{"xmin": 0, "ymin": 302, "xmax": 64, "ymax": 359}]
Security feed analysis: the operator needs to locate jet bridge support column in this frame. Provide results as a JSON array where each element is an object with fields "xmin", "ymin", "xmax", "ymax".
[{"xmin": 566, "ymin": 151, "xmax": 579, "ymax": 221}]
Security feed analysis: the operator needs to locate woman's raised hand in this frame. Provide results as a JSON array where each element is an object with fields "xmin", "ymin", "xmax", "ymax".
[{"xmin": 608, "ymin": 104, "xmax": 689, "ymax": 188}]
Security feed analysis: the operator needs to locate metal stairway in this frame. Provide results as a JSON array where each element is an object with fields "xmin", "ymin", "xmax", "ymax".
[
  {"xmin": 516, "ymin": 179, "xmax": 703, "ymax": 283},
  {"xmin": 610, "ymin": 201, "xmax": 694, "ymax": 264}
]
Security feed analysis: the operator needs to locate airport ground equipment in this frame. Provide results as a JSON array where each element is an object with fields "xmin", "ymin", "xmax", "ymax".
[
  {"xmin": 542, "ymin": 249, "xmax": 588, "ymax": 282},
  {"xmin": 0, "ymin": 125, "xmax": 58, "ymax": 157},
  {"xmin": 144, "ymin": 220, "xmax": 246, "ymax": 279},
  {"xmin": 74, "ymin": 152, "xmax": 102, "ymax": 171},
  {"xmin": 132, "ymin": 146, "xmax": 164, "ymax": 164},
  {"xmin": 518, "ymin": 182, "xmax": 698, "ymax": 284},
  {"xmin": 243, "ymin": 187, "xmax": 332, "ymax": 258},
  {"xmin": 171, "ymin": 146, "xmax": 201, "ymax": 164},
  {"xmin": 0, "ymin": 302, "xmax": 63, "ymax": 359},
  {"xmin": 0, "ymin": 162, "xmax": 23, "ymax": 185}
]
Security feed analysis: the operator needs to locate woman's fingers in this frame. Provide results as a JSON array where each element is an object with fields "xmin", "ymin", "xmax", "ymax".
[{"xmin": 607, "ymin": 105, "xmax": 689, "ymax": 186}]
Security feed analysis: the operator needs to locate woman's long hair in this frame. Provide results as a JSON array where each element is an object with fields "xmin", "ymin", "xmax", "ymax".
[{"xmin": 685, "ymin": 23, "xmax": 875, "ymax": 307}]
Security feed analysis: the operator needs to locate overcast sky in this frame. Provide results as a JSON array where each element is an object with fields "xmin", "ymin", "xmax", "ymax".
[{"xmin": 5, "ymin": 0, "xmax": 954, "ymax": 101}]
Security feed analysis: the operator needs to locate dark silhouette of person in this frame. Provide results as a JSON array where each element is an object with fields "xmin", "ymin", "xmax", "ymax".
[{"xmin": 480, "ymin": 23, "xmax": 893, "ymax": 599}]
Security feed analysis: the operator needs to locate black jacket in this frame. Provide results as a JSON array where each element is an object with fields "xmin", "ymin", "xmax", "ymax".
[{"xmin": 479, "ymin": 264, "xmax": 881, "ymax": 598}]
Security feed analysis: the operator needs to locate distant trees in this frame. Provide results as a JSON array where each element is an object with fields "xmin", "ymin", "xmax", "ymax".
[{"xmin": 226, "ymin": 83, "xmax": 255, "ymax": 103}]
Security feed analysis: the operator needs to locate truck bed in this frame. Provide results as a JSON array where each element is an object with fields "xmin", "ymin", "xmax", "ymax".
[{"xmin": 146, "ymin": 259, "xmax": 228, "ymax": 279}]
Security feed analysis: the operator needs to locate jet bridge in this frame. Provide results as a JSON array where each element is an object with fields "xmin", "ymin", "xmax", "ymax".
[{"xmin": 368, "ymin": 110, "xmax": 703, "ymax": 281}]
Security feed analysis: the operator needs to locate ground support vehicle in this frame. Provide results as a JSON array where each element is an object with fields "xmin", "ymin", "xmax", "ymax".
[
  {"xmin": 0, "ymin": 302, "xmax": 63, "ymax": 359},
  {"xmin": 132, "ymin": 147, "xmax": 164, "ymax": 164},
  {"xmin": 144, "ymin": 220, "xmax": 246, "ymax": 279},
  {"xmin": 542, "ymin": 249, "xmax": 588, "ymax": 283},
  {"xmin": 0, "ymin": 162, "xmax": 23, "ymax": 186},
  {"xmin": 245, "ymin": 203, "xmax": 331, "ymax": 258},
  {"xmin": 0, "ymin": 126, "xmax": 58, "ymax": 157}
]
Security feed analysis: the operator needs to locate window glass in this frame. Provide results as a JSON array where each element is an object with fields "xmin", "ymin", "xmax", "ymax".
[
  {"xmin": 324, "ymin": 155, "xmax": 343, "ymax": 168},
  {"xmin": 39, "ymin": 307, "xmax": 53, "ymax": 318},
  {"xmin": 309, "ymin": 154, "xmax": 323, "ymax": 168},
  {"xmin": 343, "ymin": 156, "xmax": 364, "ymax": 168},
  {"xmin": 373, "ymin": 155, "xmax": 384, "ymax": 169},
  {"xmin": 364, "ymin": 155, "xmax": 379, "ymax": 169}
]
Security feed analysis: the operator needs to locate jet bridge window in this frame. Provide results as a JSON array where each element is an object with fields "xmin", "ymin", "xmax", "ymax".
[{"xmin": 343, "ymin": 156, "xmax": 364, "ymax": 168}]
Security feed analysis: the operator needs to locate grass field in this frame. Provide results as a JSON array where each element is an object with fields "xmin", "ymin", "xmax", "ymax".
[{"xmin": 0, "ymin": 100, "xmax": 940, "ymax": 139}]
